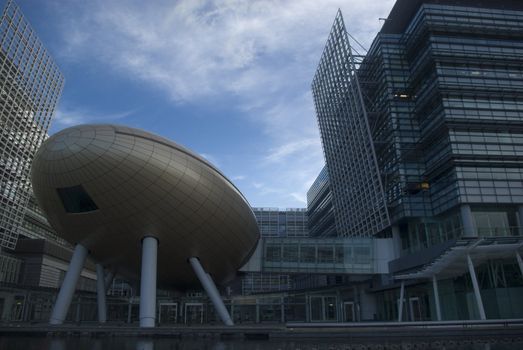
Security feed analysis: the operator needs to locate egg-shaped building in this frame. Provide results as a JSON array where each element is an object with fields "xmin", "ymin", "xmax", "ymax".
[{"xmin": 31, "ymin": 124, "xmax": 260, "ymax": 327}]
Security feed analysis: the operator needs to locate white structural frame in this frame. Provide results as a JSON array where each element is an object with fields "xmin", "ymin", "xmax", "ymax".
[
  {"xmin": 189, "ymin": 257, "xmax": 233, "ymax": 326},
  {"xmin": 139, "ymin": 236, "xmax": 158, "ymax": 328},
  {"xmin": 398, "ymin": 281, "xmax": 405, "ymax": 322},
  {"xmin": 432, "ymin": 275, "xmax": 442, "ymax": 321},
  {"xmin": 467, "ymin": 254, "xmax": 486, "ymax": 320},
  {"xmin": 516, "ymin": 251, "xmax": 523, "ymax": 277},
  {"xmin": 96, "ymin": 264, "xmax": 107, "ymax": 323},
  {"xmin": 49, "ymin": 244, "xmax": 88, "ymax": 325}
]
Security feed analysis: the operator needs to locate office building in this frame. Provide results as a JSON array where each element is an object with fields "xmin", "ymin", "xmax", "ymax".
[
  {"xmin": 0, "ymin": 0, "xmax": 64, "ymax": 250},
  {"xmin": 307, "ymin": 166, "xmax": 337, "ymax": 237},
  {"xmin": 312, "ymin": 0, "xmax": 523, "ymax": 320}
]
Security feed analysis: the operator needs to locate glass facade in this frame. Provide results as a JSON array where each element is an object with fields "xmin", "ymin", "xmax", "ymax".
[
  {"xmin": 252, "ymin": 207, "xmax": 308, "ymax": 238},
  {"xmin": 313, "ymin": 2, "xmax": 523, "ymax": 251},
  {"xmin": 307, "ymin": 166, "xmax": 337, "ymax": 237},
  {"xmin": 0, "ymin": 0, "xmax": 64, "ymax": 249},
  {"xmin": 241, "ymin": 208, "xmax": 309, "ymax": 295},
  {"xmin": 262, "ymin": 237, "xmax": 374, "ymax": 274}
]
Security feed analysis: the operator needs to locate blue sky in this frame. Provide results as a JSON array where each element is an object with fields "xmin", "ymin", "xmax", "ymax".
[{"xmin": 16, "ymin": 0, "xmax": 394, "ymax": 208}]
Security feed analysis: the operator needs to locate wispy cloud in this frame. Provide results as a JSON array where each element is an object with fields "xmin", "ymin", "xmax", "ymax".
[
  {"xmin": 48, "ymin": 0, "xmax": 395, "ymax": 207},
  {"xmin": 199, "ymin": 153, "xmax": 220, "ymax": 167},
  {"xmin": 52, "ymin": 107, "xmax": 135, "ymax": 130},
  {"xmin": 232, "ymin": 175, "xmax": 246, "ymax": 181}
]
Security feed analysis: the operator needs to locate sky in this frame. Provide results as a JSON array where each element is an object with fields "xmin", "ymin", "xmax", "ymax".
[{"xmin": 16, "ymin": 0, "xmax": 395, "ymax": 208}]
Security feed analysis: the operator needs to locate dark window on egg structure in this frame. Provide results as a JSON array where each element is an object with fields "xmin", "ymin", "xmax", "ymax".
[{"xmin": 57, "ymin": 185, "xmax": 98, "ymax": 213}]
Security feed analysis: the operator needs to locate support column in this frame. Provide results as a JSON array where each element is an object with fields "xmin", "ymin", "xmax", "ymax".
[
  {"xmin": 189, "ymin": 257, "xmax": 233, "ymax": 326},
  {"xmin": 398, "ymin": 281, "xmax": 405, "ymax": 322},
  {"xmin": 50, "ymin": 244, "xmax": 88, "ymax": 325},
  {"xmin": 432, "ymin": 275, "xmax": 442, "ymax": 321},
  {"xmin": 104, "ymin": 270, "xmax": 115, "ymax": 294},
  {"xmin": 96, "ymin": 264, "xmax": 107, "ymax": 323},
  {"xmin": 518, "ymin": 206, "xmax": 523, "ymax": 236},
  {"xmin": 516, "ymin": 252, "xmax": 523, "ymax": 278},
  {"xmin": 139, "ymin": 236, "xmax": 158, "ymax": 328},
  {"xmin": 467, "ymin": 254, "xmax": 486, "ymax": 320},
  {"xmin": 461, "ymin": 205, "xmax": 476, "ymax": 238},
  {"xmin": 391, "ymin": 225, "xmax": 402, "ymax": 258}
]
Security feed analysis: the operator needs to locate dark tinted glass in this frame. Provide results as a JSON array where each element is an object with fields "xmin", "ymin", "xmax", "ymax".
[{"xmin": 56, "ymin": 185, "xmax": 98, "ymax": 213}]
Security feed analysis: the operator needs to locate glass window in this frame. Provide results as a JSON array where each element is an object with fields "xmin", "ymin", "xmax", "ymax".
[{"xmin": 56, "ymin": 185, "xmax": 98, "ymax": 213}]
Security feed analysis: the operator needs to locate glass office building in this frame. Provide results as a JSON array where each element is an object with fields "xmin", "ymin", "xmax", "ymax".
[
  {"xmin": 0, "ymin": 0, "xmax": 64, "ymax": 250},
  {"xmin": 312, "ymin": 0, "xmax": 523, "ymax": 320},
  {"xmin": 313, "ymin": 0, "xmax": 523, "ymax": 247},
  {"xmin": 241, "ymin": 208, "xmax": 309, "ymax": 295},
  {"xmin": 307, "ymin": 166, "xmax": 337, "ymax": 237}
]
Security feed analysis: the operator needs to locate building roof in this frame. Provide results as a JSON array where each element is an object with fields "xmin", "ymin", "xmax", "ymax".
[{"xmin": 381, "ymin": 0, "xmax": 523, "ymax": 34}]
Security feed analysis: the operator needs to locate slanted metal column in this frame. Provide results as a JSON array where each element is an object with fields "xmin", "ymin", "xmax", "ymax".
[
  {"xmin": 96, "ymin": 264, "xmax": 107, "ymax": 323},
  {"xmin": 461, "ymin": 205, "xmax": 476, "ymax": 237},
  {"xmin": 432, "ymin": 275, "xmax": 442, "ymax": 321},
  {"xmin": 516, "ymin": 252, "xmax": 523, "ymax": 278},
  {"xmin": 189, "ymin": 257, "xmax": 233, "ymax": 326},
  {"xmin": 139, "ymin": 236, "xmax": 158, "ymax": 328},
  {"xmin": 467, "ymin": 254, "xmax": 486, "ymax": 320},
  {"xmin": 398, "ymin": 281, "xmax": 405, "ymax": 322},
  {"xmin": 518, "ymin": 206, "xmax": 523, "ymax": 236},
  {"xmin": 50, "ymin": 244, "xmax": 88, "ymax": 325}
]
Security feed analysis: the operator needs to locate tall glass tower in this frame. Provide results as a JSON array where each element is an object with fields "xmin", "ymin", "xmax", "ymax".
[
  {"xmin": 0, "ymin": 0, "xmax": 64, "ymax": 249},
  {"xmin": 313, "ymin": 0, "xmax": 523, "ymax": 247}
]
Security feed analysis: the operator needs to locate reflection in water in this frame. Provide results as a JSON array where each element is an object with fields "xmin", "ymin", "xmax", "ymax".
[
  {"xmin": 136, "ymin": 339, "xmax": 153, "ymax": 350},
  {"xmin": 49, "ymin": 339, "xmax": 65, "ymax": 350},
  {"xmin": 212, "ymin": 342, "xmax": 226, "ymax": 350},
  {"xmin": 0, "ymin": 337, "xmax": 522, "ymax": 350}
]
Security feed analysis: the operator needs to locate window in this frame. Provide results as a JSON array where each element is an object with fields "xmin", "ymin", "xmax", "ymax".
[{"xmin": 56, "ymin": 185, "xmax": 98, "ymax": 213}]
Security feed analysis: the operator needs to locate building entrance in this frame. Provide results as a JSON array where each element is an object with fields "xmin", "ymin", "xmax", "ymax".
[
  {"xmin": 184, "ymin": 303, "xmax": 204, "ymax": 324},
  {"xmin": 158, "ymin": 303, "xmax": 177, "ymax": 324},
  {"xmin": 309, "ymin": 296, "xmax": 337, "ymax": 322},
  {"xmin": 343, "ymin": 301, "xmax": 355, "ymax": 322}
]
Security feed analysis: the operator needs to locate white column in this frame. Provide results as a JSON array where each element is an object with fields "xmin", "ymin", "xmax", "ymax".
[
  {"xmin": 518, "ymin": 206, "xmax": 523, "ymax": 236},
  {"xmin": 432, "ymin": 275, "xmax": 442, "ymax": 321},
  {"xmin": 96, "ymin": 264, "xmax": 107, "ymax": 323},
  {"xmin": 50, "ymin": 244, "xmax": 88, "ymax": 325},
  {"xmin": 398, "ymin": 281, "xmax": 405, "ymax": 322},
  {"xmin": 391, "ymin": 225, "xmax": 402, "ymax": 258},
  {"xmin": 189, "ymin": 257, "xmax": 233, "ymax": 326},
  {"xmin": 461, "ymin": 205, "xmax": 476, "ymax": 237},
  {"xmin": 139, "ymin": 236, "xmax": 158, "ymax": 328},
  {"xmin": 516, "ymin": 252, "xmax": 523, "ymax": 278},
  {"xmin": 104, "ymin": 270, "xmax": 115, "ymax": 294},
  {"xmin": 467, "ymin": 254, "xmax": 486, "ymax": 320}
]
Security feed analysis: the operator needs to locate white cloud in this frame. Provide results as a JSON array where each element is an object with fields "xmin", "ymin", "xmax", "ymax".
[
  {"xmin": 265, "ymin": 138, "xmax": 320, "ymax": 163},
  {"xmin": 51, "ymin": 0, "xmax": 395, "ymax": 207},
  {"xmin": 52, "ymin": 107, "xmax": 135, "ymax": 130},
  {"xmin": 232, "ymin": 175, "xmax": 246, "ymax": 181},
  {"xmin": 199, "ymin": 153, "xmax": 220, "ymax": 167}
]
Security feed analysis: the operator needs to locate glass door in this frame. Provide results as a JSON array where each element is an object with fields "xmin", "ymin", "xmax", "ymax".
[
  {"xmin": 184, "ymin": 303, "xmax": 204, "ymax": 324},
  {"xmin": 343, "ymin": 301, "xmax": 355, "ymax": 322},
  {"xmin": 158, "ymin": 303, "xmax": 178, "ymax": 325}
]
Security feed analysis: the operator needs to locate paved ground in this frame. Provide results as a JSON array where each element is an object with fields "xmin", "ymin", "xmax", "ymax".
[{"xmin": 1, "ymin": 320, "xmax": 523, "ymax": 341}]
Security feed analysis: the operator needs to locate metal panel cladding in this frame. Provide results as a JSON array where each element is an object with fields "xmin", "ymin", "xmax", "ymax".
[
  {"xmin": 0, "ymin": 0, "xmax": 64, "ymax": 249},
  {"xmin": 311, "ymin": 10, "xmax": 389, "ymax": 237}
]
